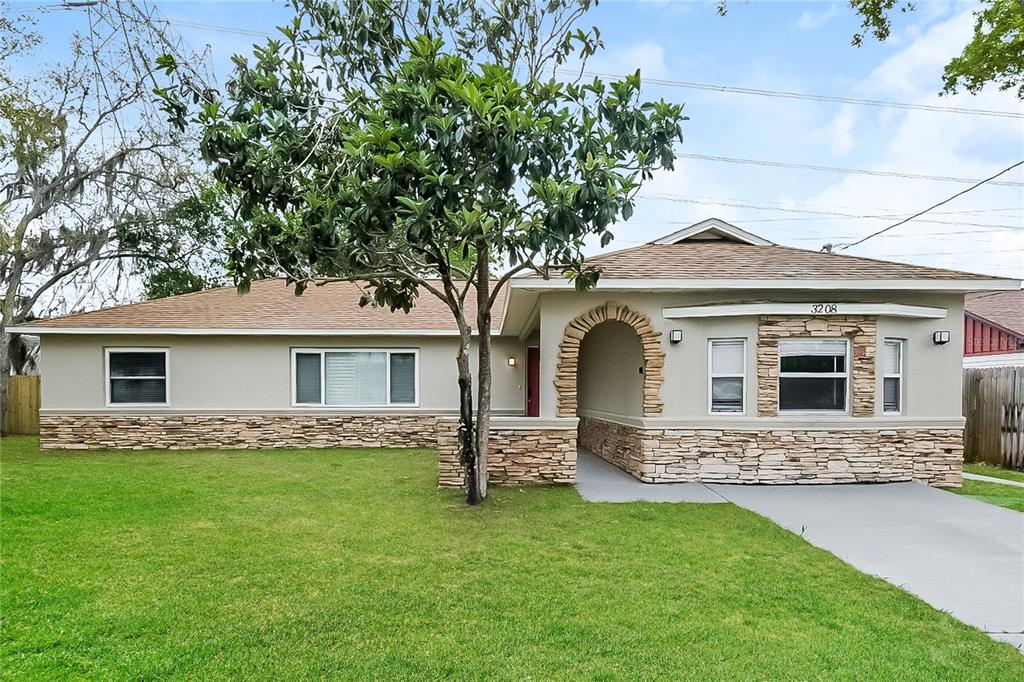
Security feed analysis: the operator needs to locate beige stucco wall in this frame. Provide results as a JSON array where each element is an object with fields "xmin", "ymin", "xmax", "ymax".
[
  {"xmin": 40, "ymin": 334, "xmax": 527, "ymax": 414},
  {"xmin": 577, "ymin": 320, "xmax": 645, "ymax": 418},
  {"xmin": 38, "ymin": 289, "xmax": 966, "ymax": 424},
  {"xmin": 539, "ymin": 289, "xmax": 966, "ymax": 422}
]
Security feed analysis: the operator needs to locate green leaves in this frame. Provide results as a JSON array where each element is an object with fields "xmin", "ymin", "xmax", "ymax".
[{"xmin": 175, "ymin": 0, "xmax": 685, "ymax": 310}]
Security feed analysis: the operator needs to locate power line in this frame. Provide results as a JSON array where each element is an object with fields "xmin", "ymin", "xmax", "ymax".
[
  {"xmin": 642, "ymin": 194, "xmax": 1024, "ymax": 231},
  {"xmin": 875, "ymin": 249, "xmax": 1023, "ymax": 257},
  {"xmin": 559, "ymin": 69, "xmax": 1024, "ymax": 119},
  {"xmin": 838, "ymin": 160, "xmax": 1024, "ymax": 249},
  {"xmin": 155, "ymin": 18, "xmax": 273, "ymax": 39},
  {"xmin": 671, "ymin": 152, "xmax": 1024, "ymax": 187}
]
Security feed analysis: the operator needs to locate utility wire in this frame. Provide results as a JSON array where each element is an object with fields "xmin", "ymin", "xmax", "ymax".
[
  {"xmin": 642, "ymin": 194, "xmax": 1024, "ymax": 231},
  {"xmin": 25, "ymin": 10, "xmax": 1021, "ymax": 121},
  {"xmin": 837, "ymin": 160, "xmax": 1024, "ymax": 250},
  {"xmin": 558, "ymin": 69, "xmax": 1024, "ymax": 119},
  {"xmin": 672, "ymin": 152, "xmax": 1024, "ymax": 187}
]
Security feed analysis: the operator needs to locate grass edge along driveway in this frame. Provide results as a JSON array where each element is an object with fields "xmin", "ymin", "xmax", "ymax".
[
  {"xmin": 3, "ymin": 436, "xmax": 1022, "ymax": 680},
  {"xmin": 956, "ymin": 463, "xmax": 1024, "ymax": 512}
]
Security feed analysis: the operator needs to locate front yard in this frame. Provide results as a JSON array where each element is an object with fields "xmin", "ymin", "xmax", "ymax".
[
  {"xmin": 2, "ymin": 436, "xmax": 1022, "ymax": 679},
  {"xmin": 956, "ymin": 463, "xmax": 1024, "ymax": 512}
]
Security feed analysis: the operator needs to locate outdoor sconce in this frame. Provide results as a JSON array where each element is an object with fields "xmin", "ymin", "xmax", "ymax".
[
  {"xmin": 669, "ymin": 329, "xmax": 683, "ymax": 344},
  {"xmin": 933, "ymin": 330, "xmax": 951, "ymax": 345},
  {"xmin": 507, "ymin": 356, "xmax": 517, "ymax": 367}
]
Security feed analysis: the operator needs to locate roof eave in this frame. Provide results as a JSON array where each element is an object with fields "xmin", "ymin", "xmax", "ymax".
[
  {"xmin": 6, "ymin": 326, "xmax": 502, "ymax": 336},
  {"xmin": 510, "ymin": 277, "xmax": 1022, "ymax": 292}
]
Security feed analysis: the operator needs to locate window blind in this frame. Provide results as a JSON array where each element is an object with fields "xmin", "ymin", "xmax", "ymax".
[
  {"xmin": 881, "ymin": 340, "xmax": 901, "ymax": 375},
  {"xmin": 711, "ymin": 340, "xmax": 744, "ymax": 374},
  {"xmin": 779, "ymin": 339, "xmax": 847, "ymax": 357},
  {"xmin": 325, "ymin": 352, "xmax": 387, "ymax": 406}
]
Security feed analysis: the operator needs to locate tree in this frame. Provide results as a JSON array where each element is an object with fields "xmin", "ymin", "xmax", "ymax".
[
  {"xmin": 851, "ymin": 1, "xmax": 1024, "ymax": 98},
  {"xmin": 0, "ymin": 3, "xmax": 218, "ymax": 430},
  {"xmin": 940, "ymin": 0, "xmax": 1024, "ymax": 99},
  {"xmin": 160, "ymin": 0, "xmax": 685, "ymax": 503},
  {"xmin": 719, "ymin": 0, "xmax": 1024, "ymax": 99}
]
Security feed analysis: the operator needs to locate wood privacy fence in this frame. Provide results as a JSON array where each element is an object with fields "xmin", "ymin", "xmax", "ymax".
[
  {"xmin": 963, "ymin": 366, "xmax": 1024, "ymax": 471},
  {"xmin": 3, "ymin": 375, "xmax": 40, "ymax": 436}
]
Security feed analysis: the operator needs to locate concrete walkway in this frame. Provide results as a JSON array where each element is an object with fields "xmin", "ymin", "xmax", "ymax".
[
  {"xmin": 575, "ymin": 449, "xmax": 1024, "ymax": 650},
  {"xmin": 964, "ymin": 472, "xmax": 1024, "ymax": 489}
]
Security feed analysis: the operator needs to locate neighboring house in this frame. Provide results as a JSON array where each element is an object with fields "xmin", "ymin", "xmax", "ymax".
[
  {"xmin": 13, "ymin": 219, "xmax": 1022, "ymax": 488},
  {"xmin": 964, "ymin": 290, "xmax": 1024, "ymax": 368}
]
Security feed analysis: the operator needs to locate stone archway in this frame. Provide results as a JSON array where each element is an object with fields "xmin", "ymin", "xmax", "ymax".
[{"xmin": 555, "ymin": 302, "xmax": 665, "ymax": 417}]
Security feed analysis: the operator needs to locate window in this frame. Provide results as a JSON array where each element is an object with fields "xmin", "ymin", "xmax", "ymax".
[
  {"xmin": 882, "ymin": 339, "xmax": 904, "ymax": 414},
  {"xmin": 293, "ymin": 349, "xmax": 417, "ymax": 406},
  {"xmin": 106, "ymin": 349, "xmax": 168, "ymax": 405},
  {"xmin": 709, "ymin": 339, "xmax": 745, "ymax": 414},
  {"xmin": 778, "ymin": 339, "xmax": 848, "ymax": 412}
]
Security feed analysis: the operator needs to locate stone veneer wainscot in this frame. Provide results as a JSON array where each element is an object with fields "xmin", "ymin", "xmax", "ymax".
[
  {"xmin": 579, "ymin": 415, "xmax": 963, "ymax": 487},
  {"xmin": 40, "ymin": 413, "xmax": 442, "ymax": 450},
  {"xmin": 437, "ymin": 418, "xmax": 577, "ymax": 487}
]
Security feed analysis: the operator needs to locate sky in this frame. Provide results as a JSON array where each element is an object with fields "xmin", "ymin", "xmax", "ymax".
[{"xmin": 12, "ymin": 0, "xmax": 1024, "ymax": 280}]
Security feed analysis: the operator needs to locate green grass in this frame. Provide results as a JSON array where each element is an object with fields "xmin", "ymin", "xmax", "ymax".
[
  {"xmin": 2, "ymin": 436, "xmax": 1022, "ymax": 680},
  {"xmin": 964, "ymin": 463, "xmax": 1024, "ymax": 484},
  {"xmin": 953, "ymin": 464, "xmax": 1024, "ymax": 512}
]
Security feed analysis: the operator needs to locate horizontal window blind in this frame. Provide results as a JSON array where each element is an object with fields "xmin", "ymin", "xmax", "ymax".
[
  {"xmin": 881, "ymin": 340, "xmax": 901, "ymax": 375},
  {"xmin": 711, "ymin": 340, "xmax": 744, "ymax": 375},
  {"xmin": 295, "ymin": 350, "xmax": 415, "ymax": 407},
  {"xmin": 325, "ymin": 352, "xmax": 386, "ymax": 406},
  {"xmin": 107, "ymin": 350, "xmax": 167, "ymax": 404},
  {"xmin": 779, "ymin": 339, "xmax": 847, "ymax": 357}
]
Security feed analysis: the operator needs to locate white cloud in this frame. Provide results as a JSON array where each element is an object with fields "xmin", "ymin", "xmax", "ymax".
[
  {"xmin": 796, "ymin": 8, "xmax": 1024, "ymax": 278},
  {"xmin": 587, "ymin": 40, "xmax": 669, "ymax": 79},
  {"xmin": 821, "ymin": 104, "xmax": 858, "ymax": 156},
  {"xmin": 794, "ymin": 5, "xmax": 839, "ymax": 31}
]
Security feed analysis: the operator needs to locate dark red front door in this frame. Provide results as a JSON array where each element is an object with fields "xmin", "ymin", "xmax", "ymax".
[{"xmin": 526, "ymin": 347, "xmax": 540, "ymax": 417}]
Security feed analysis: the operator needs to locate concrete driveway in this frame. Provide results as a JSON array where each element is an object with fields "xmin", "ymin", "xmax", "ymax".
[{"xmin": 575, "ymin": 450, "xmax": 1024, "ymax": 650}]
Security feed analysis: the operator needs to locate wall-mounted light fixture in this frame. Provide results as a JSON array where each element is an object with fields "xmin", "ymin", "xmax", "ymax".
[
  {"xmin": 933, "ymin": 330, "xmax": 951, "ymax": 345},
  {"xmin": 669, "ymin": 329, "xmax": 683, "ymax": 344},
  {"xmin": 507, "ymin": 356, "xmax": 517, "ymax": 367}
]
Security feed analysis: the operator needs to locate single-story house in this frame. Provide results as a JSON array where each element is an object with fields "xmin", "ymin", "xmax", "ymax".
[
  {"xmin": 14, "ymin": 219, "xmax": 1022, "ymax": 488},
  {"xmin": 964, "ymin": 290, "xmax": 1024, "ymax": 368}
]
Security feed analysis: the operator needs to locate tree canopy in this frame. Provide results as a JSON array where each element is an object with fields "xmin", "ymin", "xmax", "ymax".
[{"xmin": 160, "ymin": 0, "xmax": 685, "ymax": 502}]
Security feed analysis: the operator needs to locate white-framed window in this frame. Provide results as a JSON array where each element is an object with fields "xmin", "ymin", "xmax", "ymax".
[
  {"xmin": 292, "ymin": 348, "xmax": 419, "ymax": 407},
  {"xmin": 709, "ymin": 338, "xmax": 745, "ymax": 414},
  {"xmin": 105, "ymin": 348, "xmax": 169, "ymax": 406},
  {"xmin": 882, "ymin": 338, "xmax": 904, "ymax": 415},
  {"xmin": 778, "ymin": 339, "xmax": 849, "ymax": 412}
]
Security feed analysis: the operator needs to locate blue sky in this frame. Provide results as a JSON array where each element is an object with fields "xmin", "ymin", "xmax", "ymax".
[{"xmin": 15, "ymin": 0, "xmax": 1024, "ymax": 278}]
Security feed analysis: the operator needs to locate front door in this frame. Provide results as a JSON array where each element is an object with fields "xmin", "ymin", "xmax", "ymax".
[{"xmin": 526, "ymin": 347, "xmax": 540, "ymax": 417}]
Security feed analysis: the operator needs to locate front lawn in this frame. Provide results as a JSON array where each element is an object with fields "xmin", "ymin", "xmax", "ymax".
[
  {"xmin": 965, "ymin": 463, "xmax": 1024, "ymax": 484},
  {"xmin": 955, "ymin": 464, "xmax": 1024, "ymax": 512},
  {"xmin": 2, "ymin": 436, "xmax": 1021, "ymax": 679}
]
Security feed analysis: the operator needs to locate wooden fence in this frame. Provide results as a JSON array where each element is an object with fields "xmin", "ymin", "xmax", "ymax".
[
  {"xmin": 963, "ymin": 366, "xmax": 1024, "ymax": 471},
  {"xmin": 3, "ymin": 375, "xmax": 40, "ymax": 436}
]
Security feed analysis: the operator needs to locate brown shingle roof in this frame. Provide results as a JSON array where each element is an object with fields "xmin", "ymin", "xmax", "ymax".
[
  {"xmin": 966, "ymin": 290, "xmax": 1024, "ymax": 335},
  {"xmin": 579, "ymin": 241, "xmax": 1009, "ymax": 280},
  {"xmin": 22, "ymin": 279, "xmax": 504, "ymax": 332}
]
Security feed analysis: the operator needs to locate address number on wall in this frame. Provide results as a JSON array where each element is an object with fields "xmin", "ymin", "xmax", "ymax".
[{"xmin": 810, "ymin": 303, "xmax": 838, "ymax": 314}]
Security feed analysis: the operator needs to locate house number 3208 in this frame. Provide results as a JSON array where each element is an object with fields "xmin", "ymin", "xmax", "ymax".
[{"xmin": 811, "ymin": 304, "xmax": 838, "ymax": 314}]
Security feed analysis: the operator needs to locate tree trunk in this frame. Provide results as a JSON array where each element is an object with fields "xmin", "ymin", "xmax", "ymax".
[
  {"xmin": 475, "ymin": 242, "xmax": 492, "ymax": 500},
  {"xmin": 456, "ymin": 322, "xmax": 480, "ymax": 505}
]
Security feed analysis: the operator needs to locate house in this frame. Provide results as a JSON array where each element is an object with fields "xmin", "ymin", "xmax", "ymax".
[
  {"xmin": 13, "ymin": 219, "xmax": 1022, "ymax": 488},
  {"xmin": 963, "ymin": 290, "xmax": 1024, "ymax": 368}
]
